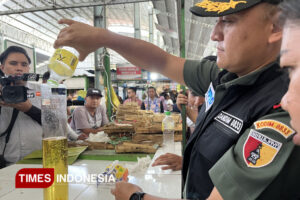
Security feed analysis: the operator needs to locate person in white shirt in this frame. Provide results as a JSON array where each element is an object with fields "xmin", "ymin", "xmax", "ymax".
[
  {"xmin": 163, "ymin": 92, "xmax": 174, "ymax": 111},
  {"xmin": 0, "ymin": 46, "xmax": 42, "ymax": 167}
]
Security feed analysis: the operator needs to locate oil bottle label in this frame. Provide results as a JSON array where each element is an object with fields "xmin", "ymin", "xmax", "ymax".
[{"xmin": 50, "ymin": 48, "xmax": 78, "ymax": 71}]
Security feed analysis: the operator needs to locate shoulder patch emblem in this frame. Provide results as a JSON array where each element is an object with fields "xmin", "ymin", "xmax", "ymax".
[
  {"xmin": 254, "ymin": 119, "xmax": 295, "ymax": 139},
  {"xmin": 214, "ymin": 111, "xmax": 243, "ymax": 134},
  {"xmin": 243, "ymin": 129, "xmax": 282, "ymax": 168}
]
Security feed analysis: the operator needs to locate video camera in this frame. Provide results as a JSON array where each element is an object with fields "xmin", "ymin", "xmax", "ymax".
[
  {"xmin": 67, "ymin": 99, "xmax": 85, "ymax": 106},
  {"xmin": 0, "ymin": 73, "xmax": 39, "ymax": 103}
]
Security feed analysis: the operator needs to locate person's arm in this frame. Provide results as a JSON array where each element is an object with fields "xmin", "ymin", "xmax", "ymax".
[
  {"xmin": 0, "ymin": 99, "xmax": 32, "ymax": 112},
  {"xmin": 176, "ymin": 93, "xmax": 198, "ymax": 123},
  {"xmin": 151, "ymin": 153, "xmax": 182, "ymax": 171},
  {"xmin": 142, "ymin": 194, "xmax": 170, "ymax": 200},
  {"xmin": 111, "ymin": 182, "xmax": 218, "ymax": 200},
  {"xmin": 100, "ymin": 106, "xmax": 109, "ymax": 126},
  {"xmin": 209, "ymin": 110, "xmax": 297, "ymax": 200},
  {"xmin": 111, "ymin": 182, "xmax": 178, "ymax": 200},
  {"xmin": 0, "ymin": 100, "xmax": 41, "ymax": 125},
  {"xmin": 67, "ymin": 122, "xmax": 88, "ymax": 141},
  {"xmin": 54, "ymin": 19, "xmax": 186, "ymax": 85},
  {"xmin": 66, "ymin": 123, "xmax": 79, "ymax": 140},
  {"xmin": 80, "ymin": 128, "xmax": 103, "ymax": 135},
  {"xmin": 176, "ymin": 93, "xmax": 188, "ymax": 112},
  {"xmin": 186, "ymin": 108, "xmax": 198, "ymax": 123},
  {"xmin": 24, "ymin": 105, "xmax": 41, "ymax": 125}
]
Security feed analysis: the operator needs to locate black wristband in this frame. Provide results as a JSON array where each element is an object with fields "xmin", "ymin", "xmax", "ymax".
[
  {"xmin": 129, "ymin": 192, "xmax": 146, "ymax": 200},
  {"xmin": 24, "ymin": 105, "xmax": 41, "ymax": 125}
]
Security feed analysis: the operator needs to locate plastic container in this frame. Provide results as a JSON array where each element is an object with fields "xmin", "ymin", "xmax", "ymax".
[
  {"xmin": 162, "ymin": 111, "xmax": 175, "ymax": 153},
  {"xmin": 41, "ymin": 83, "xmax": 68, "ymax": 200},
  {"xmin": 47, "ymin": 47, "xmax": 79, "ymax": 86},
  {"xmin": 47, "ymin": 17, "xmax": 88, "ymax": 86},
  {"xmin": 97, "ymin": 160, "xmax": 129, "ymax": 189}
]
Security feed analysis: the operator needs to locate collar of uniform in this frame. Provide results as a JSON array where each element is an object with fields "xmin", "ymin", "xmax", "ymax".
[{"xmin": 219, "ymin": 60, "xmax": 279, "ymax": 89}]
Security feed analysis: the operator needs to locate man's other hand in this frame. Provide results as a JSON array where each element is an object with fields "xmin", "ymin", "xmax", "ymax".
[
  {"xmin": 152, "ymin": 153, "xmax": 182, "ymax": 171},
  {"xmin": 176, "ymin": 92, "xmax": 188, "ymax": 112},
  {"xmin": 111, "ymin": 182, "xmax": 143, "ymax": 200},
  {"xmin": 77, "ymin": 133, "xmax": 88, "ymax": 140},
  {"xmin": 0, "ymin": 99, "xmax": 32, "ymax": 112}
]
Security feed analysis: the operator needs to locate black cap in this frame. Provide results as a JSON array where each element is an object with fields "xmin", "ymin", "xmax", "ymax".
[
  {"xmin": 86, "ymin": 88, "xmax": 102, "ymax": 97},
  {"xmin": 190, "ymin": 0, "xmax": 282, "ymax": 17}
]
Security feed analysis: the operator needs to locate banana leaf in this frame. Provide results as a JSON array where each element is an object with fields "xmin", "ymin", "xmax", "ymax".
[{"xmin": 17, "ymin": 146, "xmax": 88, "ymax": 165}]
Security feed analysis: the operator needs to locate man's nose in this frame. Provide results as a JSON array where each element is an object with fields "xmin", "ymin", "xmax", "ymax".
[
  {"xmin": 16, "ymin": 63, "xmax": 24, "ymax": 71},
  {"xmin": 281, "ymin": 92, "xmax": 289, "ymax": 112},
  {"xmin": 210, "ymin": 19, "xmax": 224, "ymax": 42}
]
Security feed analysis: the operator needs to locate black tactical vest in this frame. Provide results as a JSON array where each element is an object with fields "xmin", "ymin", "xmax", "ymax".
[{"xmin": 182, "ymin": 63, "xmax": 289, "ymax": 199}]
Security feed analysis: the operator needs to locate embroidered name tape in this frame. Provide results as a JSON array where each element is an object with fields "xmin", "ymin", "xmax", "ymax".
[
  {"xmin": 214, "ymin": 111, "xmax": 243, "ymax": 134},
  {"xmin": 243, "ymin": 129, "xmax": 282, "ymax": 168},
  {"xmin": 254, "ymin": 119, "xmax": 295, "ymax": 139}
]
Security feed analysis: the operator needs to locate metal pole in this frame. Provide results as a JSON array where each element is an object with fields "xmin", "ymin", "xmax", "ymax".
[
  {"xmin": 103, "ymin": 49, "xmax": 113, "ymax": 120},
  {"xmin": 32, "ymin": 46, "xmax": 36, "ymax": 73},
  {"xmin": 93, "ymin": 5, "xmax": 105, "ymax": 91},
  {"xmin": 147, "ymin": 6, "xmax": 153, "ymax": 96},
  {"xmin": 134, "ymin": 3, "xmax": 141, "ymax": 39},
  {"xmin": 178, "ymin": 0, "xmax": 186, "ymax": 155},
  {"xmin": 149, "ymin": 7, "xmax": 154, "ymax": 43},
  {"xmin": 177, "ymin": 0, "xmax": 186, "ymax": 197},
  {"xmin": 0, "ymin": 0, "xmax": 162, "ymax": 16},
  {"xmin": 157, "ymin": 32, "xmax": 161, "ymax": 47}
]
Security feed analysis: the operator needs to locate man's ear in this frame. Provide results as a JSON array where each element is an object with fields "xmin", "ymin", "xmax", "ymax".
[
  {"xmin": 0, "ymin": 65, "xmax": 4, "ymax": 75},
  {"xmin": 268, "ymin": 12, "xmax": 283, "ymax": 43},
  {"xmin": 268, "ymin": 23, "xmax": 282, "ymax": 43}
]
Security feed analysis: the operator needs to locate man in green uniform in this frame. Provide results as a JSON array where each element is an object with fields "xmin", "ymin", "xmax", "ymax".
[
  {"xmin": 53, "ymin": 0, "xmax": 300, "ymax": 199},
  {"xmin": 209, "ymin": 111, "xmax": 300, "ymax": 199}
]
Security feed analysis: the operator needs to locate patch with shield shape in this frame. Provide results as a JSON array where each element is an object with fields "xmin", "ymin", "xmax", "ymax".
[{"xmin": 243, "ymin": 129, "xmax": 282, "ymax": 168}]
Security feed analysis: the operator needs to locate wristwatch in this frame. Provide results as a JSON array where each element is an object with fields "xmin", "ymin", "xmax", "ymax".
[{"xmin": 129, "ymin": 192, "xmax": 146, "ymax": 200}]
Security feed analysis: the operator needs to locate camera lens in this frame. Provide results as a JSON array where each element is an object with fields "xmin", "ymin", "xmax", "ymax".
[{"xmin": 2, "ymin": 86, "xmax": 27, "ymax": 103}]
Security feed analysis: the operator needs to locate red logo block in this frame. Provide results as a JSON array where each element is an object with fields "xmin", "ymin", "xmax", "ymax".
[{"xmin": 15, "ymin": 168, "xmax": 54, "ymax": 188}]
